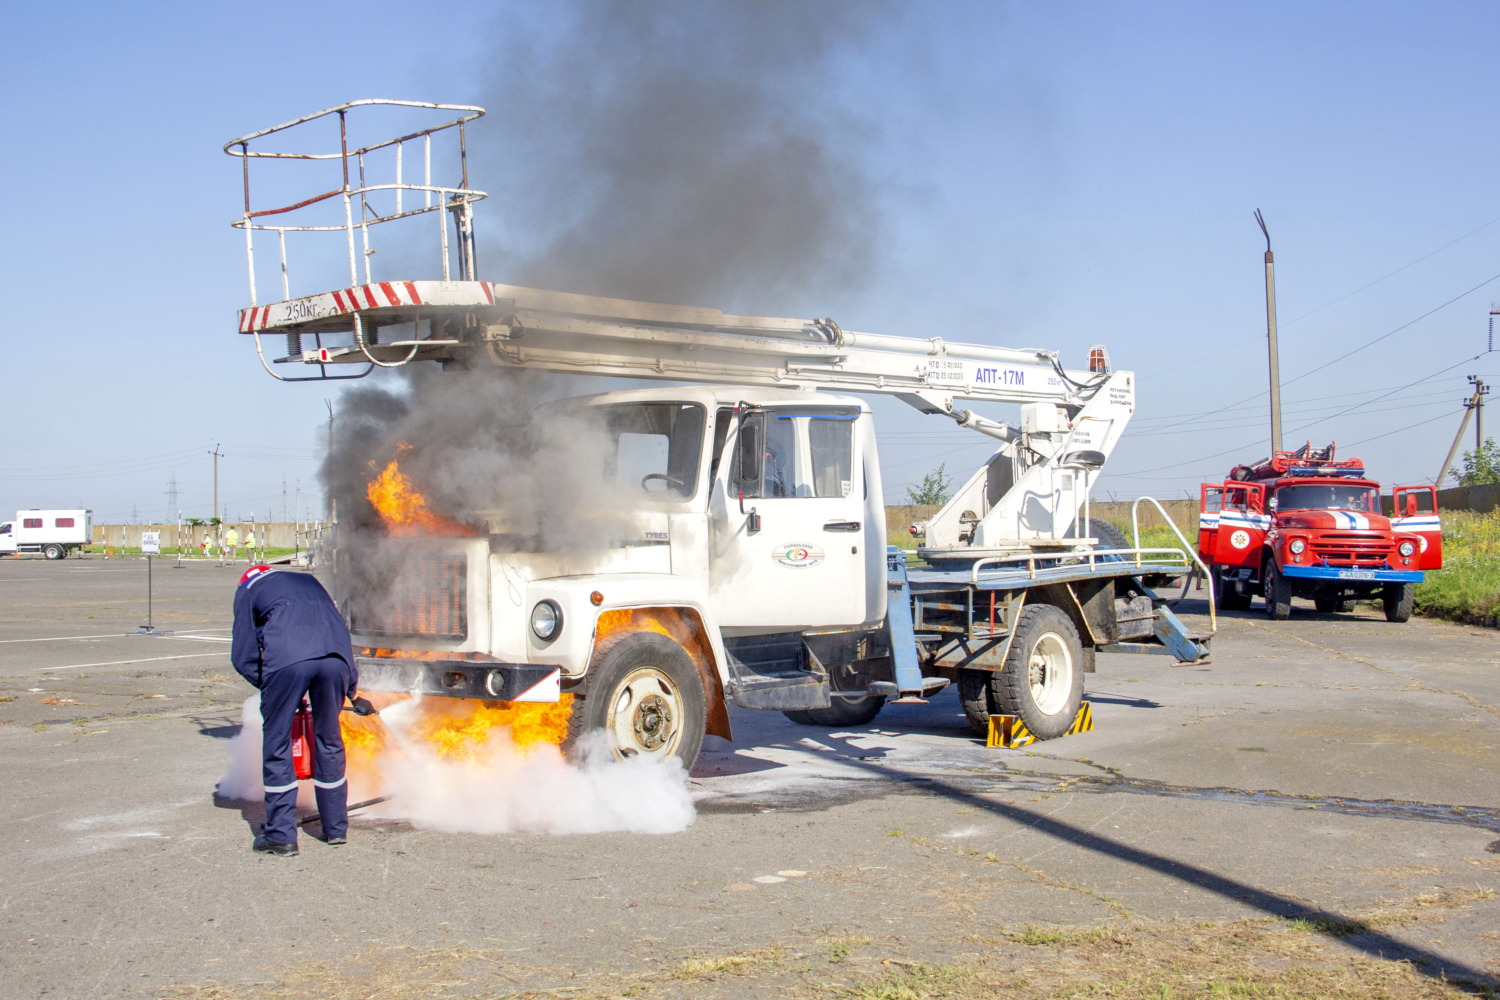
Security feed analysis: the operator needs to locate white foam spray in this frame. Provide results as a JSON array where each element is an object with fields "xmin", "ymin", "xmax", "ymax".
[{"xmin": 218, "ymin": 693, "xmax": 695, "ymax": 835}]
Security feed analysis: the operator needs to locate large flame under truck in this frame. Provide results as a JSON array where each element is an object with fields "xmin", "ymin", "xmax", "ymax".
[
  {"xmin": 1198, "ymin": 443, "xmax": 1442, "ymax": 622},
  {"xmin": 226, "ymin": 101, "xmax": 1215, "ymax": 768}
]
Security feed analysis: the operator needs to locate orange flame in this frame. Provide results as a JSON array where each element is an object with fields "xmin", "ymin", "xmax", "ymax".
[
  {"xmin": 366, "ymin": 450, "xmax": 475, "ymax": 536},
  {"xmin": 340, "ymin": 693, "xmax": 575, "ymax": 796}
]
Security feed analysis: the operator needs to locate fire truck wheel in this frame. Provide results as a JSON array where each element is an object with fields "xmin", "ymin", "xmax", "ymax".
[
  {"xmin": 1313, "ymin": 597, "xmax": 1337, "ymax": 613},
  {"xmin": 993, "ymin": 605, "xmax": 1084, "ymax": 740},
  {"xmin": 1384, "ymin": 583, "xmax": 1414, "ymax": 623},
  {"xmin": 567, "ymin": 631, "xmax": 706, "ymax": 769},
  {"xmin": 783, "ymin": 695, "xmax": 886, "ymax": 728},
  {"xmin": 43, "ymin": 544, "xmax": 64, "ymax": 561},
  {"xmin": 1263, "ymin": 562, "xmax": 1292, "ymax": 620},
  {"xmin": 1213, "ymin": 570, "xmax": 1251, "ymax": 612}
]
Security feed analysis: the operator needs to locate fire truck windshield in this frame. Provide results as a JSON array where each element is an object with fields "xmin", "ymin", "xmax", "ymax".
[{"xmin": 1274, "ymin": 484, "xmax": 1378, "ymax": 512}]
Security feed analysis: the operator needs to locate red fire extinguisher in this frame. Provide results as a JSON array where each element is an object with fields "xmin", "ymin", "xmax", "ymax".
[{"xmin": 290, "ymin": 701, "xmax": 315, "ymax": 780}]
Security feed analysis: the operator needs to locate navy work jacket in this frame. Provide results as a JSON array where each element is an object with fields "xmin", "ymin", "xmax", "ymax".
[{"xmin": 230, "ymin": 570, "xmax": 358, "ymax": 695}]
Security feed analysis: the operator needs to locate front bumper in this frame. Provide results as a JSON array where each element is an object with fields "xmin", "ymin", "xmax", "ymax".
[
  {"xmin": 1280, "ymin": 565, "xmax": 1423, "ymax": 583},
  {"xmin": 355, "ymin": 656, "xmax": 562, "ymax": 702}
]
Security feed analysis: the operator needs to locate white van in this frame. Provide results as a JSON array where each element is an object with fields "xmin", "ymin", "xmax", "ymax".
[{"xmin": 0, "ymin": 510, "xmax": 92, "ymax": 559}]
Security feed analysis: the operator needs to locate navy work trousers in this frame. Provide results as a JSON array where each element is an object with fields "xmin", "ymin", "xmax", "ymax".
[{"xmin": 260, "ymin": 654, "xmax": 351, "ymax": 844}]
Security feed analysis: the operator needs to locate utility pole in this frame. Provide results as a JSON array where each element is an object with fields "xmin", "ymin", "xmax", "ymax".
[
  {"xmin": 209, "ymin": 444, "xmax": 223, "ymax": 524},
  {"xmin": 1469, "ymin": 375, "xmax": 1490, "ymax": 450},
  {"xmin": 1255, "ymin": 209, "xmax": 1283, "ymax": 454},
  {"xmin": 165, "ymin": 475, "xmax": 178, "ymax": 524},
  {"xmin": 1436, "ymin": 380, "xmax": 1487, "ymax": 486}
]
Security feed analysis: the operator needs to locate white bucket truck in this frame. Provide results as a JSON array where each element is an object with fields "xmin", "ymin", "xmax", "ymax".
[{"xmin": 226, "ymin": 102, "xmax": 1214, "ymax": 768}]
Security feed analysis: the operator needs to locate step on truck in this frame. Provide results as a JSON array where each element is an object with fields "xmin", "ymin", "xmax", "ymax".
[
  {"xmin": 1198, "ymin": 443, "xmax": 1441, "ymax": 622},
  {"xmin": 0, "ymin": 510, "xmax": 92, "ymax": 560},
  {"xmin": 225, "ymin": 100, "xmax": 1214, "ymax": 767}
]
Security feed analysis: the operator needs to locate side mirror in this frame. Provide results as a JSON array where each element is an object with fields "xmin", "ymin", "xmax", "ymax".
[{"xmin": 1406, "ymin": 494, "xmax": 1418, "ymax": 517}]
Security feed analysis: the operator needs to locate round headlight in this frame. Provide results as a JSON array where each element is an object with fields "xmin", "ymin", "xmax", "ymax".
[
  {"xmin": 1289, "ymin": 539, "xmax": 1306, "ymax": 555},
  {"xmin": 530, "ymin": 600, "xmax": 563, "ymax": 641},
  {"xmin": 1398, "ymin": 540, "xmax": 1416, "ymax": 557}
]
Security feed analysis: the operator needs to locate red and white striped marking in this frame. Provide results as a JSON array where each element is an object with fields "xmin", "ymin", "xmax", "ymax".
[{"xmin": 238, "ymin": 281, "xmax": 496, "ymax": 332}]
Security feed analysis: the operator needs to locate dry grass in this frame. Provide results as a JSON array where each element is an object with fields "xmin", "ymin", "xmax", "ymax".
[{"xmin": 159, "ymin": 901, "xmax": 1500, "ymax": 1000}]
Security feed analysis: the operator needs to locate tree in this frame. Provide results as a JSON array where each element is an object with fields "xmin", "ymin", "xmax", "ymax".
[
  {"xmin": 1454, "ymin": 437, "xmax": 1500, "ymax": 486},
  {"xmin": 904, "ymin": 464, "xmax": 953, "ymax": 506}
]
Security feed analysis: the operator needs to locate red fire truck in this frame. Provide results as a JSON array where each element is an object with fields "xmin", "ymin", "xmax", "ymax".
[{"xmin": 1198, "ymin": 443, "xmax": 1441, "ymax": 622}]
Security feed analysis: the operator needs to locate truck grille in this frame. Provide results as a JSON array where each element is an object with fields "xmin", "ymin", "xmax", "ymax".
[
  {"xmin": 350, "ymin": 554, "xmax": 468, "ymax": 640},
  {"xmin": 1310, "ymin": 533, "xmax": 1393, "ymax": 567}
]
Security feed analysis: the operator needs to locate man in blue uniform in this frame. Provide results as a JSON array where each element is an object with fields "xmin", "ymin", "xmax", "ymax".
[{"xmin": 231, "ymin": 566, "xmax": 373, "ymax": 856}]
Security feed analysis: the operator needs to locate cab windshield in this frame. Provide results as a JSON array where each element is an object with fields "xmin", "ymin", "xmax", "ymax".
[{"xmin": 1275, "ymin": 484, "xmax": 1378, "ymax": 512}]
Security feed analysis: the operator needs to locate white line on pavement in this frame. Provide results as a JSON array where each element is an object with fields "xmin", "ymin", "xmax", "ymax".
[
  {"xmin": 0, "ymin": 629, "xmax": 232, "ymax": 645},
  {"xmin": 41, "ymin": 653, "xmax": 220, "ymax": 672}
]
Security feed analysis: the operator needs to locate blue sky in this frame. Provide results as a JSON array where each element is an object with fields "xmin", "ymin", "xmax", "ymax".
[{"xmin": 4, "ymin": 1, "xmax": 1498, "ymax": 524}]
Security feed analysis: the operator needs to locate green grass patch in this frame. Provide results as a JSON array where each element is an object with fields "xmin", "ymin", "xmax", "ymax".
[{"xmin": 1414, "ymin": 509, "xmax": 1500, "ymax": 623}]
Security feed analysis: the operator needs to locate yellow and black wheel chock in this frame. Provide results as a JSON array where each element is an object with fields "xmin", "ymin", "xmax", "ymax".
[{"xmin": 987, "ymin": 701, "xmax": 1093, "ymax": 748}]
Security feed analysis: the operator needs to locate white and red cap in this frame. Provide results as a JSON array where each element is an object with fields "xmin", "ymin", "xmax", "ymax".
[{"xmin": 239, "ymin": 565, "xmax": 273, "ymax": 587}]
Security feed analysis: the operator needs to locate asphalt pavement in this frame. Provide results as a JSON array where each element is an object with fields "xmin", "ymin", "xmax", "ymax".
[{"xmin": 2, "ymin": 554, "xmax": 1497, "ymax": 998}]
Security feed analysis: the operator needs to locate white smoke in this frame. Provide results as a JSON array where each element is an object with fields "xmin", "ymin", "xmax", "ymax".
[{"xmin": 217, "ymin": 694, "xmax": 695, "ymax": 836}]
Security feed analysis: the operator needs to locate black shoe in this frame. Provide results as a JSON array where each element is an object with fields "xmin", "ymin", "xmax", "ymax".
[
  {"xmin": 253, "ymin": 836, "xmax": 299, "ymax": 857},
  {"xmin": 324, "ymin": 835, "xmax": 347, "ymax": 846}
]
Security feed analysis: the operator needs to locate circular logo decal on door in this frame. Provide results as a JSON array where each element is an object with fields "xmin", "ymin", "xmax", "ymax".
[
  {"xmin": 1230, "ymin": 530, "xmax": 1251, "ymax": 549},
  {"xmin": 774, "ymin": 543, "xmax": 825, "ymax": 568}
]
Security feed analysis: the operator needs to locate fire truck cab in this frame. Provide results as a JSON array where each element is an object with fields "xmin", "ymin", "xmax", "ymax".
[{"xmin": 1199, "ymin": 443, "xmax": 1441, "ymax": 622}]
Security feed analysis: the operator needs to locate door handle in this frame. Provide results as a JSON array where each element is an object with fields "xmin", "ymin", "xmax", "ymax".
[{"xmin": 823, "ymin": 520, "xmax": 861, "ymax": 532}]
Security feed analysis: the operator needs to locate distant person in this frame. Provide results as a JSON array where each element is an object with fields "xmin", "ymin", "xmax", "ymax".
[
  {"xmin": 244, "ymin": 527, "xmax": 257, "ymax": 562},
  {"xmin": 225, "ymin": 525, "xmax": 241, "ymax": 563},
  {"xmin": 201, "ymin": 531, "xmax": 211, "ymax": 559},
  {"xmin": 230, "ymin": 566, "xmax": 375, "ymax": 856}
]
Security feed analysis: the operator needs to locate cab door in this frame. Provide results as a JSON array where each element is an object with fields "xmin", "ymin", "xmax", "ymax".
[
  {"xmin": 710, "ymin": 404, "xmax": 872, "ymax": 629},
  {"xmin": 1392, "ymin": 485, "xmax": 1443, "ymax": 570},
  {"xmin": 1203, "ymin": 482, "xmax": 1265, "ymax": 568}
]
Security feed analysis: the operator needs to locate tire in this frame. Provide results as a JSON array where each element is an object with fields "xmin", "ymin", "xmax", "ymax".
[
  {"xmin": 43, "ymin": 544, "xmax": 64, "ymax": 561},
  {"xmin": 784, "ymin": 694, "xmax": 886, "ymax": 728},
  {"xmin": 1070, "ymin": 517, "xmax": 1129, "ymax": 558},
  {"xmin": 1314, "ymin": 597, "xmax": 1336, "ymax": 613},
  {"xmin": 1213, "ymin": 569, "xmax": 1251, "ymax": 612},
  {"xmin": 1384, "ymin": 583, "xmax": 1414, "ymax": 623},
  {"xmin": 958, "ymin": 668, "xmax": 993, "ymax": 738},
  {"xmin": 566, "ymin": 631, "xmax": 705, "ymax": 769},
  {"xmin": 1337, "ymin": 600, "xmax": 1355, "ymax": 613},
  {"xmin": 992, "ymin": 604, "xmax": 1085, "ymax": 740},
  {"xmin": 1263, "ymin": 561, "xmax": 1292, "ymax": 621}
]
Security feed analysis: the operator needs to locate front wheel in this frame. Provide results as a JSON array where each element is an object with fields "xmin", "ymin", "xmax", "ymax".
[
  {"xmin": 43, "ymin": 544, "xmax": 65, "ymax": 560},
  {"xmin": 1263, "ymin": 562, "xmax": 1292, "ymax": 621},
  {"xmin": 566, "ymin": 631, "xmax": 706, "ymax": 769},
  {"xmin": 992, "ymin": 605, "xmax": 1085, "ymax": 740},
  {"xmin": 784, "ymin": 694, "xmax": 886, "ymax": 728},
  {"xmin": 1384, "ymin": 583, "xmax": 1414, "ymax": 623}
]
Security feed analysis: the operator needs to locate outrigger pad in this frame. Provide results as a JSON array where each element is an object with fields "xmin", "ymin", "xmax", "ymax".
[{"xmin": 987, "ymin": 702, "xmax": 1094, "ymax": 748}]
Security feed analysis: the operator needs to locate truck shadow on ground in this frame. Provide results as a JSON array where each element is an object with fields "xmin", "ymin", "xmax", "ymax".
[{"xmin": 819, "ymin": 750, "xmax": 1499, "ymax": 994}]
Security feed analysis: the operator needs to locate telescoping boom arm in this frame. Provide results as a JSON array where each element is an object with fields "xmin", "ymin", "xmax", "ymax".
[
  {"xmin": 245, "ymin": 280, "xmax": 1134, "ymax": 552},
  {"xmin": 228, "ymin": 100, "xmax": 1133, "ymax": 553}
]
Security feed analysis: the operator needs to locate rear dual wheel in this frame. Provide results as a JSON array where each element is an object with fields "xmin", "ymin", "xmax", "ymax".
[
  {"xmin": 43, "ymin": 544, "xmax": 65, "ymax": 560},
  {"xmin": 959, "ymin": 604, "xmax": 1084, "ymax": 741},
  {"xmin": 784, "ymin": 695, "xmax": 886, "ymax": 728}
]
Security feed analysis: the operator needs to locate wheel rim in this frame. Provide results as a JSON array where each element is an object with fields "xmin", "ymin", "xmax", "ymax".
[
  {"xmin": 605, "ymin": 666, "xmax": 683, "ymax": 759},
  {"xmin": 1027, "ymin": 631, "xmax": 1074, "ymax": 716}
]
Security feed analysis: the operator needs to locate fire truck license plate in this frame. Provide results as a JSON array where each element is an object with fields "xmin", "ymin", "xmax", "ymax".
[{"xmin": 1337, "ymin": 569, "xmax": 1376, "ymax": 580}]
